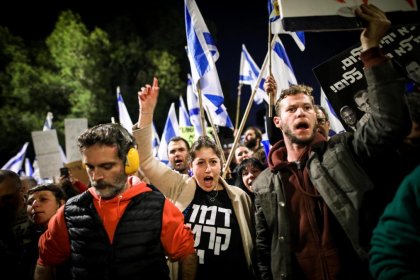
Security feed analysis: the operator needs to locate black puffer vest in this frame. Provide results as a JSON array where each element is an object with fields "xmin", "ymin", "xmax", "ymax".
[{"xmin": 64, "ymin": 190, "xmax": 169, "ymax": 280}]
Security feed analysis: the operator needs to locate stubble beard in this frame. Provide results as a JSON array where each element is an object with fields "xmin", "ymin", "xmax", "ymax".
[
  {"xmin": 283, "ymin": 125, "xmax": 317, "ymax": 146},
  {"xmin": 91, "ymin": 174, "xmax": 127, "ymax": 199}
]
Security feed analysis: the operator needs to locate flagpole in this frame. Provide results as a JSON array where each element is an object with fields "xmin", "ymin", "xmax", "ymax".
[
  {"xmin": 204, "ymin": 106, "xmax": 228, "ymax": 171},
  {"xmin": 235, "ymin": 84, "xmax": 242, "ymax": 132},
  {"xmin": 223, "ymin": 54, "xmax": 271, "ymax": 177},
  {"xmin": 268, "ymin": 18, "xmax": 274, "ymax": 118},
  {"xmin": 197, "ymin": 80, "xmax": 207, "ymax": 137}
]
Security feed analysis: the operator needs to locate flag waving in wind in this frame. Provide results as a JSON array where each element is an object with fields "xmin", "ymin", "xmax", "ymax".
[
  {"xmin": 1, "ymin": 142, "xmax": 29, "ymax": 173},
  {"xmin": 239, "ymin": 44, "xmax": 266, "ymax": 105},
  {"xmin": 320, "ymin": 89, "xmax": 346, "ymax": 136},
  {"xmin": 268, "ymin": 0, "xmax": 305, "ymax": 51},
  {"xmin": 184, "ymin": 0, "xmax": 233, "ymax": 129},
  {"xmin": 186, "ymin": 75, "xmax": 204, "ymax": 139},
  {"xmin": 179, "ymin": 96, "xmax": 192, "ymax": 127},
  {"xmin": 157, "ymin": 103, "xmax": 180, "ymax": 165},
  {"xmin": 260, "ymin": 35, "xmax": 298, "ymax": 101},
  {"xmin": 117, "ymin": 86, "xmax": 134, "ymax": 133}
]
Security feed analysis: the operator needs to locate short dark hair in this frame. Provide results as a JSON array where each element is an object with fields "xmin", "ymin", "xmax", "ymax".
[
  {"xmin": 168, "ymin": 136, "xmax": 190, "ymax": 151},
  {"xmin": 27, "ymin": 184, "xmax": 66, "ymax": 203},
  {"xmin": 237, "ymin": 158, "xmax": 265, "ymax": 177},
  {"xmin": 244, "ymin": 127, "xmax": 263, "ymax": 141},
  {"xmin": 0, "ymin": 170, "xmax": 21, "ymax": 190},
  {"xmin": 78, "ymin": 123, "xmax": 136, "ymax": 162},
  {"xmin": 189, "ymin": 136, "xmax": 221, "ymax": 163},
  {"xmin": 314, "ymin": 105, "xmax": 329, "ymax": 121},
  {"xmin": 275, "ymin": 84, "xmax": 314, "ymax": 115}
]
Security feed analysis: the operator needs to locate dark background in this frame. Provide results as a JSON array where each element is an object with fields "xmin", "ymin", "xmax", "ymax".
[{"xmin": 1, "ymin": 0, "xmax": 418, "ymax": 144}]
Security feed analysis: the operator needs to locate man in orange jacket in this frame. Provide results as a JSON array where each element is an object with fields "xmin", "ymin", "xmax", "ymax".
[{"xmin": 34, "ymin": 123, "xmax": 197, "ymax": 280}]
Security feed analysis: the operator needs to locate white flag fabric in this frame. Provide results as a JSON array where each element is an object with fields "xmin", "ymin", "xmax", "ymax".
[
  {"xmin": 179, "ymin": 96, "xmax": 192, "ymax": 127},
  {"xmin": 184, "ymin": 0, "xmax": 233, "ymax": 129},
  {"xmin": 1, "ymin": 142, "xmax": 29, "ymax": 173},
  {"xmin": 117, "ymin": 86, "xmax": 133, "ymax": 133},
  {"xmin": 262, "ymin": 116, "xmax": 271, "ymax": 158},
  {"xmin": 320, "ymin": 89, "xmax": 346, "ymax": 136},
  {"xmin": 42, "ymin": 112, "xmax": 68, "ymax": 164},
  {"xmin": 260, "ymin": 35, "xmax": 298, "ymax": 101},
  {"xmin": 239, "ymin": 44, "xmax": 265, "ymax": 105},
  {"xmin": 157, "ymin": 103, "xmax": 180, "ymax": 165},
  {"xmin": 43, "ymin": 112, "xmax": 54, "ymax": 131},
  {"xmin": 268, "ymin": 0, "xmax": 305, "ymax": 51},
  {"xmin": 152, "ymin": 122, "xmax": 160, "ymax": 158},
  {"xmin": 186, "ymin": 75, "xmax": 204, "ymax": 138},
  {"xmin": 25, "ymin": 158, "xmax": 34, "ymax": 177}
]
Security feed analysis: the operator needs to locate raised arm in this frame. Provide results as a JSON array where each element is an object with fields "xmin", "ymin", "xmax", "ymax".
[
  {"xmin": 137, "ymin": 77, "xmax": 159, "ymax": 129},
  {"xmin": 352, "ymin": 4, "xmax": 410, "ymax": 161},
  {"xmin": 133, "ymin": 78, "xmax": 187, "ymax": 198}
]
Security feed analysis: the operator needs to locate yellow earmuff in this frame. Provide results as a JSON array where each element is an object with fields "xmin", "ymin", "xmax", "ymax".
[{"xmin": 125, "ymin": 147, "xmax": 140, "ymax": 175}]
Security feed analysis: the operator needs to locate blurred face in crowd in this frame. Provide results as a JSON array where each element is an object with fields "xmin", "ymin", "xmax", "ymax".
[
  {"xmin": 190, "ymin": 147, "xmax": 222, "ymax": 192},
  {"xmin": 83, "ymin": 144, "xmax": 127, "ymax": 199},
  {"xmin": 27, "ymin": 190, "xmax": 64, "ymax": 228},
  {"xmin": 0, "ymin": 177, "xmax": 23, "ymax": 226},
  {"xmin": 274, "ymin": 93, "xmax": 317, "ymax": 146},
  {"xmin": 234, "ymin": 146, "xmax": 253, "ymax": 164},
  {"xmin": 315, "ymin": 107, "xmax": 330, "ymax": 138},
  {"xmin": 406, "ymin": 61, "xmax": 420, "ymax": 84},
  {"xmin": 243, "ymin": 129, "xmax": 259, "ymax": 149},
  {"xmin": 168, "ymin": 140, "xmax": 189, "ymax": 174},
  {"xmin": 241, "ymin": 164, "xmax": 262, "ymax": 192}
]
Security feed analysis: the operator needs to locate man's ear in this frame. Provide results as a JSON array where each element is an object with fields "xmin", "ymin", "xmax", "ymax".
[{"xmin": 273, "ymin": 116, "xmax": 282, "ymax": 129}]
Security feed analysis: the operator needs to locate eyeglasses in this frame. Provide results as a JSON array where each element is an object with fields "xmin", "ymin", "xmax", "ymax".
[{"xmin": 317, "ymin": 118, "xmax": 327, "ymax": 125}]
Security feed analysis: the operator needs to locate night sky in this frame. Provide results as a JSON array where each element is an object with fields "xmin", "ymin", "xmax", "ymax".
[{"xmin": 1, "ymin": 1, "xmax": 412, "ymax": 128}]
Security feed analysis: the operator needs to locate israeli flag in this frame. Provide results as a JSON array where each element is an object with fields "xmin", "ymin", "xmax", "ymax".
[
  {"xmin": 179, "ymin": 96, "xmax": 192, "ymax": 127},
  {"xmin": 1, "ymin": 142, "xmax": 29, "ymax": 173},
  {"xmin": 152, "ymin": 122, "xmax": 160, "ymax": 157},
  {"xmin": 186, "ymin": 75, "xmax": 203, "ymax": 138},
  {"xmin": 117, "ymin": 86, "xmax": 133, "ymax": 133},
  {"xmin": 320, "ymin": 89, "xmax": 346, "ymax": 136},
  {"xmin": 268, "ymin": 0, "xmax": 305, "ymax": 51},
  {"xmin": 260, "ymin": 35, "xmax": 298, "ymax": 101},
  {"xmin": 184, "ymin": 0, "xmax": 233, "ymax": 129},
  {"xmin": 157, "ymin": 103, "xmax": 179, "ymax": 165},
  {"xmin": 239, "ymin": 44, "xmax": 265, "ymax": 105}
]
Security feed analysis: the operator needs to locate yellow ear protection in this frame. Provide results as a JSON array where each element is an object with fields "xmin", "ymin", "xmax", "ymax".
[
  {"xmin": 117, "ymin": 125, "xmax": 140, "ymax": 175},
  {"xmin": 124, "ymin": 146, "xmax": 140, "ymax": 175}
]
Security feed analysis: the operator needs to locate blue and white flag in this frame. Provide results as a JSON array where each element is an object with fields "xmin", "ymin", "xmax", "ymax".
[
  {"xmin": 152, "ymin": 122, "xmax": 160, "ymax": 158},
  {"xmin": 262, "ymin": 116, "xmax": 271, "ymax": 158},
  {"xmin": 239, "ymin": 44, "xmax": 265, "ymax": 105},
  {"xmin": 260, "ymin": 35, "xmax": 298, "ymax": 101},
  {"xmin": 186, "ymin": 75, "xmax": 204, "ymax": 138},
  {"xmin": 24, "ymin": 158, "xmax": 34, "ymax": 177},
  {"xmin": 268, "ymin": 0, "xmax": 305, "ymax": 51},
  {"xmin": 42, "ymin": 112, "xmax": 68, "ymax": 164},
  {"xmin": 157, "ymin": 103, "xmax": 180, "ymax": 165},
  {"xmin": 179, "ymin": 96, "xmax": 192, "ymax": 127},
  {"xmin": 117, "ymin": 86, "xmax": 133, "ymax": 133},
  {"xmin": 1, "ymin": 142, "xmax": 29, "ymax": 173},
  {"xmin": 184, "ymin": 0, "xmax": 233, "ymax": 129},
  {"xmin": 320, "ymin": 89, "xmax": 346, "ymax": 136}
]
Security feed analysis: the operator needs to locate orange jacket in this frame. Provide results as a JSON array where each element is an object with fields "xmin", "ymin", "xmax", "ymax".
[{"xmin": 38, "ymin": 176, "xmax": 195, "ymax": 266}]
